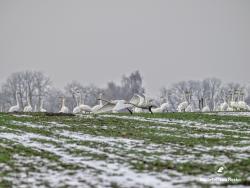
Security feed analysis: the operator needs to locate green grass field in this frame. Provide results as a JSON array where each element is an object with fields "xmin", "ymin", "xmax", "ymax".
[{"xmin": 0, "ymin": 112, "xmax": 249, "ymax": 188}]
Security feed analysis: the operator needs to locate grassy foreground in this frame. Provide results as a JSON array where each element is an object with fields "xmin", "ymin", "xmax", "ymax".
[{"xmin": 0, "ymin": 112, "xmax": 249, "ymax": 187}]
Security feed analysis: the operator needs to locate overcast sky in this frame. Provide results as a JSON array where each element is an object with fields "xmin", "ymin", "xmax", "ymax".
[{"xmin": 1, "ymin": 0, "xmax": 250, "ymax": 96}]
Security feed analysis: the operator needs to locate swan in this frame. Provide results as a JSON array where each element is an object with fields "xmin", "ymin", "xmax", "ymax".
[
  {"xmin": 9, "ymin": 91, "xmax": 21, "ymax": 112},
  {"xmin": 177, "ymin": 101, "xmax": 189, "ymax": 112},
  {"xmin": 127, "ymin": 94, "xmax": 156, "ymax": 114},
  {"xmin": 39, "ymin": 99, "xmax": 47, "ymax": 112},
  {"xmin": 73, "ymin": 106, "xmax": 81, "ymax": 114},
  {"xmin": 112, "ymin": 100, "xmax": 133, "ymax": 113},
  {"xmin": 151, "ymin": 96, "xmax": 171, "ymax": 113},
  {"xmin": 72, "ymin": 91, "xmax": 81, "ymax": 114},
  {"xmin": 177, "ymin": 95, "xmax": 189, "ymax": 112},
  {"xmin": 95, "ymin": 98, "xmax": 132, "ymax": 114},
  {"xmin": 177, "ymin": 92, "xmax": 192, "ymax": 112},
  {"xmin": 71, "ymin": 89, "xmax": 92, "ymax": 114},
  {"xmin": 78, "ymin": 92, "xmax": 92, "ymax": 114},
  {"xmin": 23, "ymin": 93, "xmax": 33, "ymax": 112},
  {"xmin": 59, "ymin": 97, "xmax": 69, "ymax": 113},
  {"xmin": 151, "ymin": 102, "xmax": 170, "ymax": 113},
  {"xmin": 92, "ymin": 93, "xmax": 104, "ymax": 112},
  {"xmin": 237, "ymin": 91, "xmax": 249, "ymax": 111}
]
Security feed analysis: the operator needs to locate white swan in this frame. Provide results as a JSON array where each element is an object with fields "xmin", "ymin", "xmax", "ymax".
[
  {"xmin": 237, "ymin": 91, "xmax": 249, "ymax": 111},
  {"xmin": 39, "ymin": 99, "xmax": 47, "ymax": 112},
  {"xmin": 73, "ymin": 106, "xmax": 81, "ymax": 114},
  {"xmin": 78, "ymin": 93, "xmax": 92, "ymax": 114},
  {"xmin": 92, "ymin": 93, "xmax": 104, "ymax": 112},
  {"xmin": 72, "ymin": 91, "xmax": 81, "ymax": 114},
  {"xmin": 112, "ymin": 100, "xmax": 133, "ymax": 113},
  {"xmin": 59, "ymin": 97, "xmax": 69, "ymax": 113},
  {"xmin": 177, "ymin": 92, "xmax": 192, "ymax": 112},
  {"xmin": 149, "ymin": 97, "xmax": 171, "ymax": 113},
  {"xmin": 72, "ymin": 89, "xmax": 92, "ymax": 114},
  {"xmin": 95, "ymin": 99, "xmax": 132, "ymax": 114},
  {"xmin": 151, "ymin": 102, "xmax": 170, "ymax": 113},
  {"xmin": 23, "ymin": 93, "xmax": 33, "ymax": 112},
  {"xmin": 9, "ymin": 91, "xmax": 21, "ymax": 112},
  {"xmin": 177, "ymin": 101, "xmax": 189, "ymax": 112},
  {"xmin": 152, "ymin": 97, "xmax": 170, "ymax": 113},
  {"xmin": 177, "ymin": 95, "xmax": 190, "ymax": 112},
  {"xmin": 127, "ymin": 94, "xmax": 156, "ymax": 114}
]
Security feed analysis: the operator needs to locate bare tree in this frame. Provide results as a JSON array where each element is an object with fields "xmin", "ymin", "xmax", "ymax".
[
  {"xmin": 0, "ymin": 71, "xmax": 51, "ymax": 111},
  {"xmin": 45, "ymin": 88, "xmax": 64, "ymax": 112},
  {"xmin": 104, "ymin": 70, "xmax": 144, "ymax": 101},
  {"xmin": 33, "ymin": 71, "xmax": 51, "ymax": 108}
]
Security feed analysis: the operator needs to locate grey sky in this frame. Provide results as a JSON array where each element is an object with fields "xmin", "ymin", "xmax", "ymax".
[{"xmin": 1, "ymin": 0, "xmax": 250, "ymax": 96}]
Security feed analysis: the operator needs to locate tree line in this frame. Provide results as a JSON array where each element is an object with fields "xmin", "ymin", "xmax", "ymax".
[
  {"xmin": 0, "ymin": 70, "xmax": 144, "ymax": 112},
  {"xmin": 0, "ymin": 70, "xmax": 249, "ymax": 112}
]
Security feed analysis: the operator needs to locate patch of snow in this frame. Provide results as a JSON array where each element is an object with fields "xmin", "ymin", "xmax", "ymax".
[
  {"xmin": 214, "ymin": 112, "xmax": 250, "ymax": 117},
  {"xmin": 12, "ymin": 114, "xmax": 32, "ymax": 118}
]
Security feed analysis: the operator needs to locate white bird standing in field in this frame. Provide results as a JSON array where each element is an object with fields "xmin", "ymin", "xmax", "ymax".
[
  {"xmin": 237, "ymin": 90, "xmax": 250, "ymax": 111},
  {"xmin": 151, "ymin": 97, "xmax": 170, "ymax": 113},
  {"xmin": 177, "ymin": 100, "xmax": 188, "ymax": 112},
  {"xmin": 177, "ymin": 92, "xmax": 192, "ymax": 112},
  {"xmin": 9, "ymin": 91, "xmax": 21, "ymax": 112},
  {"xmin": 92, "ymin": 93, "xmax": 104, "ymax": 112},
  {"xmin": 78, "ymin": 92, "xmax": 92, "ymax": 113},
  {"xmin": 72, "ymin": 91, "xmax": 81, "ymax": 114},
  {"xmin": 23, "ymin": 92, "xmax": 33, "ymax": 112},
  {"xmin": 151, "ymin": 103, "xmax": 170, "ymax": 113},
  {"xmin": 72, "ymin": 89, "xmax": 92, "ymax": 114},
  {"xmin": 59, "ymin": 97, "xmax": 69, "ymax": 113}
]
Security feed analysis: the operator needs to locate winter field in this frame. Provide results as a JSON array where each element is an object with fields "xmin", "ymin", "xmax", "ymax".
[{"xmin": 0, "ymin": 112, "xmax": 249, "ymax": 188}]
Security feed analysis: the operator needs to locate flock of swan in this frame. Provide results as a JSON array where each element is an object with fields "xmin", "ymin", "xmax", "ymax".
[
  {"xmin": 8, "ymin": 89, "xmax": 169, "ymax": 114},
  {"xmin": 8, "ymin": 89, "xmax": 250, "ymax": 114},
  {"xmin": 9, "ymin": 91, "xmax": 47, "ymax": 113},
  {"xmin": 177, "ymin": 91, "xmax": 250, "ymax": 112}
]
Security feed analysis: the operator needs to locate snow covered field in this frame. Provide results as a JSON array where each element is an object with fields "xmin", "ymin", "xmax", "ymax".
[{"xmin": 0, "ymin": 112, "xmax": 249, "ymax": 188}]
